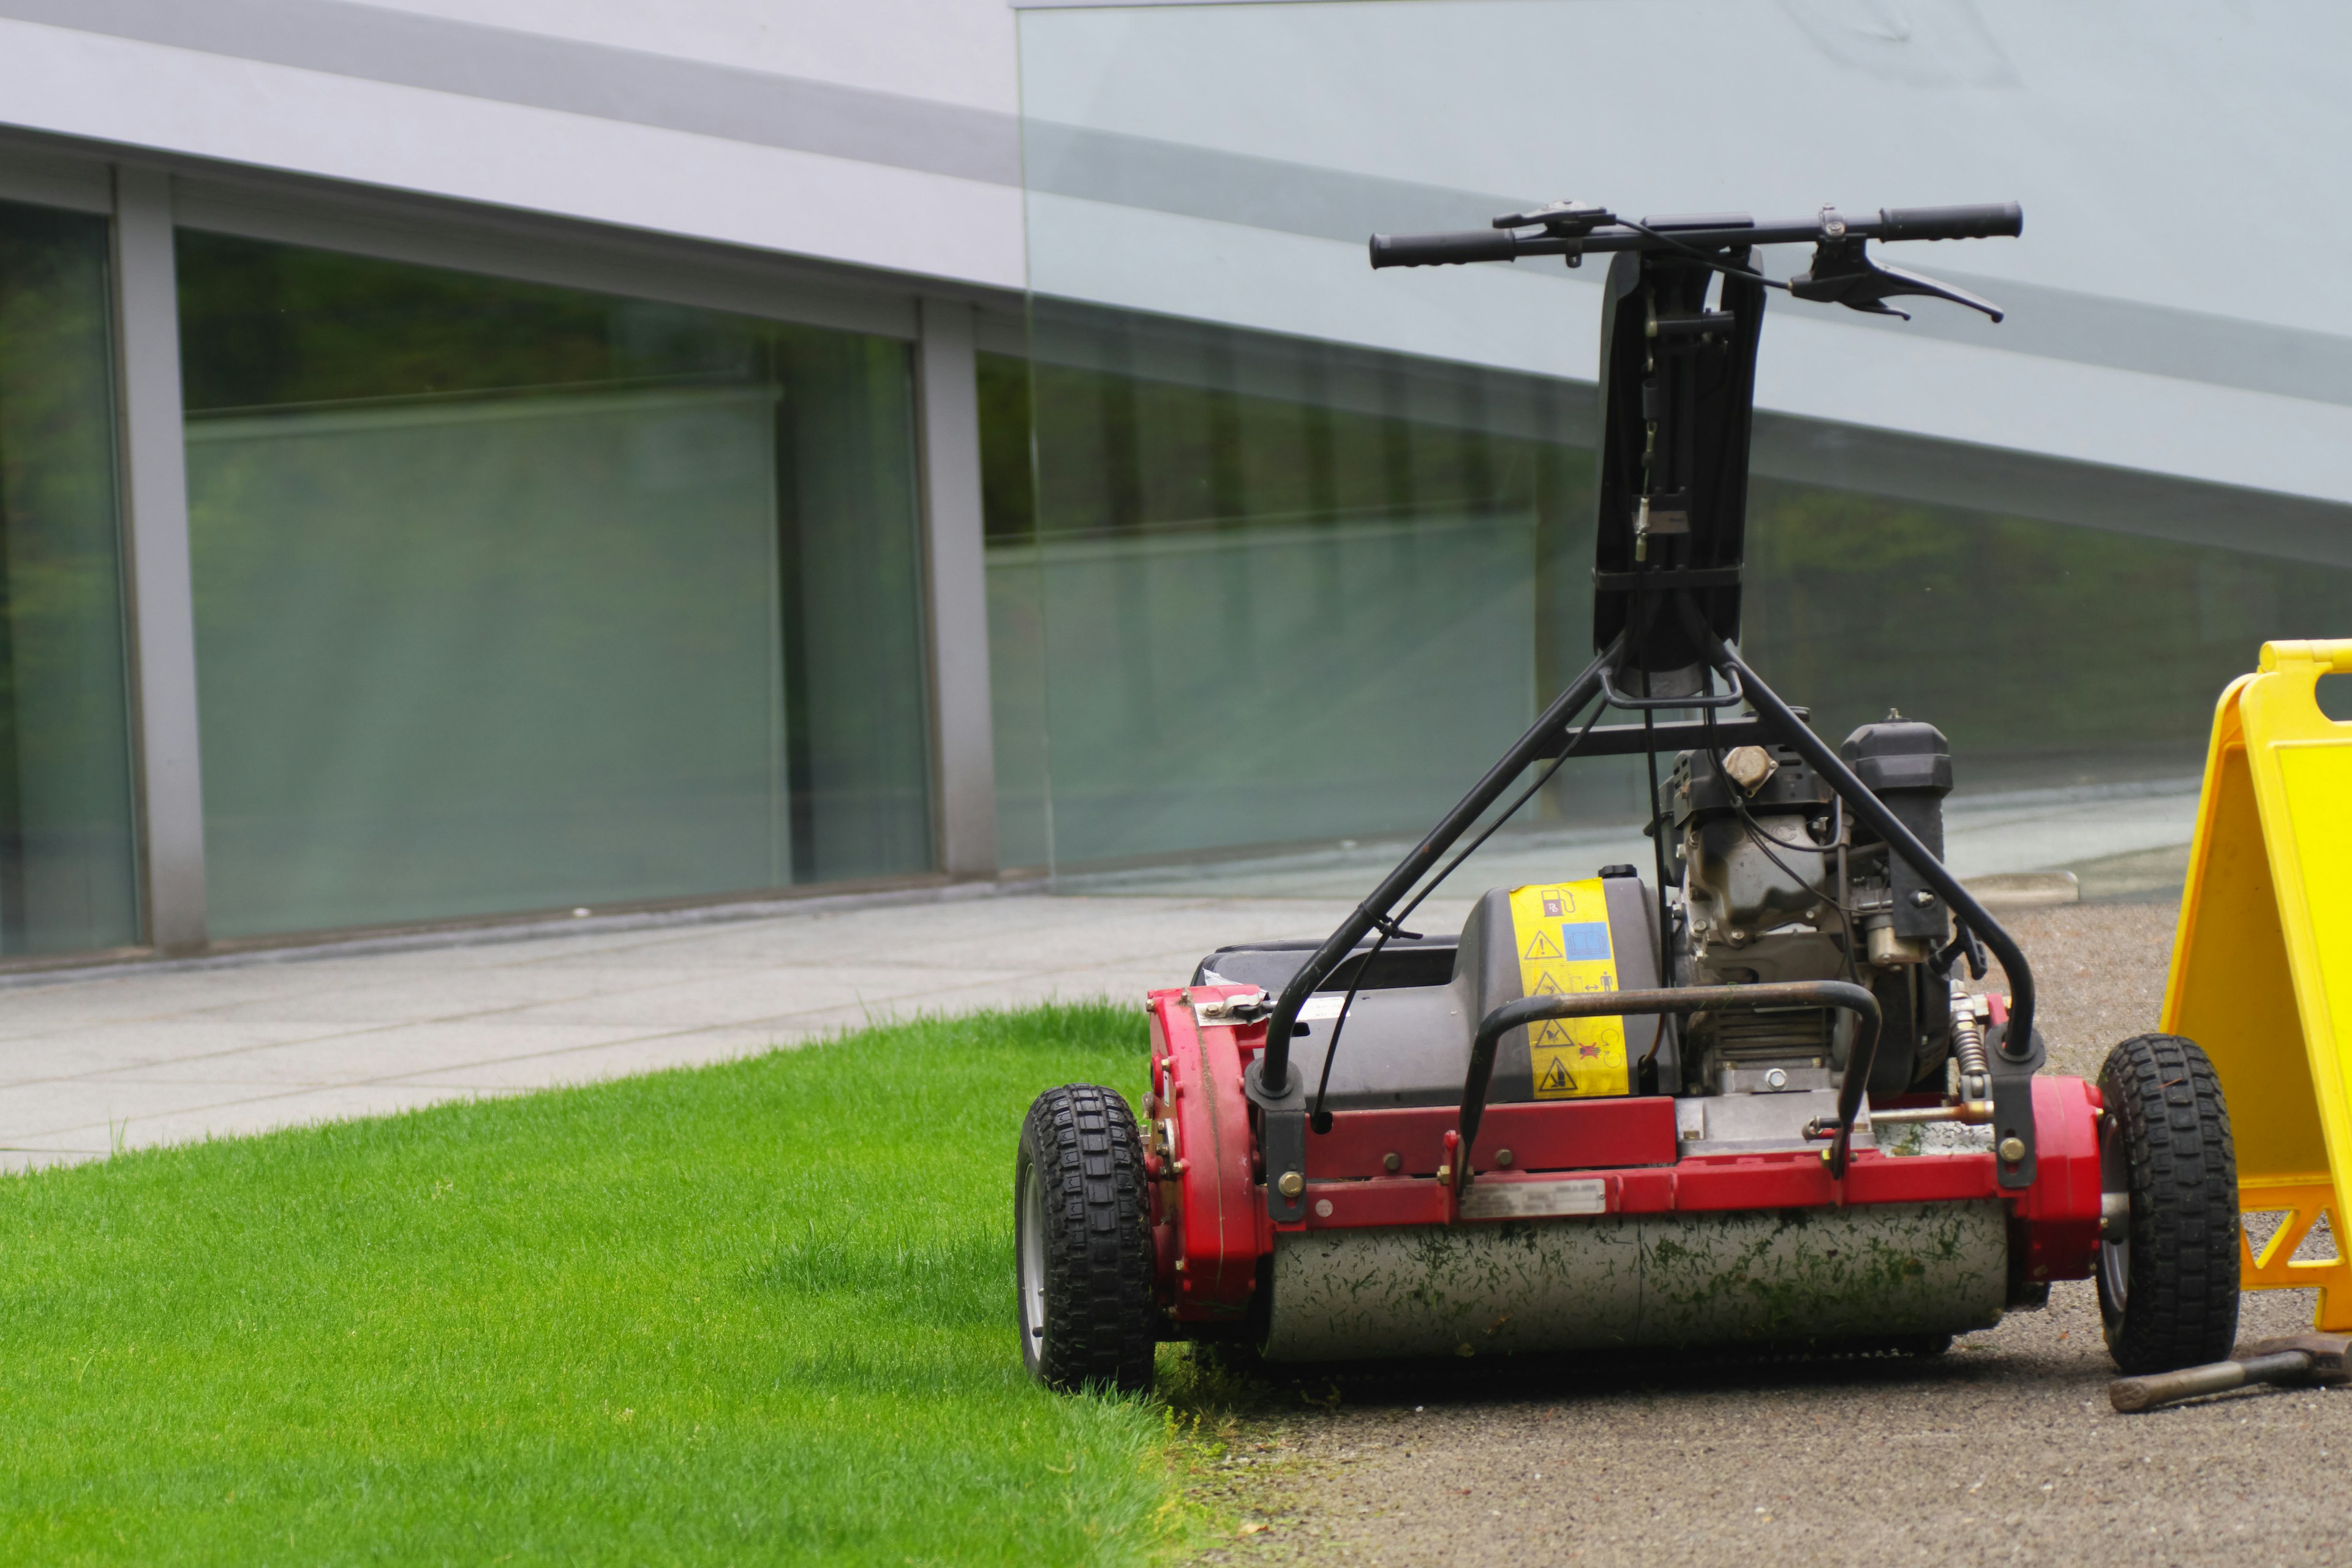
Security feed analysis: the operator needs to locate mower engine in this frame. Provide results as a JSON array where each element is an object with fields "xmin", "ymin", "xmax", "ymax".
[{"xmin": 1672, "ymin": 717, "xmax": 1962, "ymax": 1106}]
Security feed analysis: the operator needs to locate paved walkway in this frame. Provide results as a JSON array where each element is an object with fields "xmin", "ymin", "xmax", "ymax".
[
  {"xmin": 0, "ymin": 892, "xmax": 1439, "ymax": 1173},
  {"xmin": 0, "ymin": 777, "xmax": 2198, "ymax": 1174}
]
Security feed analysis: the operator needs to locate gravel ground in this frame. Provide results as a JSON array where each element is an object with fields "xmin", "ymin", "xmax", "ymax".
[{"xmin": 1191, "ymin": 896, "xmax": 2352, "ymax": 1567}]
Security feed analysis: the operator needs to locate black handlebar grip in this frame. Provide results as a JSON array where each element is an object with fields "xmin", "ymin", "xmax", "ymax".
[
  {"xmin": 1875, "ymin": 202, "xmax": 2024, "ymax": 241},
  {"xmin": 1368, "ymin": 230, "xmax": 1518, "ymax": 269}
]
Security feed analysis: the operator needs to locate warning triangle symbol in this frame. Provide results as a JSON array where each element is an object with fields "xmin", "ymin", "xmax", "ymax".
[
  {"xmin": 1531, "ymin": 1020, "xmax": 1573, "ymax": 1046},
  {"xmin": 1523, "ymin": 932, "xmax": 1562, "ymax": 960},
  {"xmin": 1537, "ymin": 1057, "xmax": 1576, "ymax": 1093},
  {"xmin": 1531, "ymin": 971, "xmax": 1564, "ymax": 995}
]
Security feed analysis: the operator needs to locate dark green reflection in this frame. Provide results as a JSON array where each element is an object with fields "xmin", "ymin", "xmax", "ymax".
[
  {"xmin": 981, "ymin": 330, "xmax": 1595, "ymax": 870},
  {"xmin": 1741, "ymin": 483, "xmax": 2352, "ymax": 790},
  {"xmin": 178, "ymin": 233, "xmax": 930, "ymax": 937},
  {"xmin": 0, "ymin": 201, "xmax": 137, "ymax": 954},
  {"xmin": 984, "ymin": 315, "xmax": 2349, "ymax": 871}
]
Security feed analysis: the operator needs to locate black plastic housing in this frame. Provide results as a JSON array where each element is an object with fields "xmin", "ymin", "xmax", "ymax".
[{"xmin": 1842, "ymin": 718, "xmax": 1953, "ymax": 940}]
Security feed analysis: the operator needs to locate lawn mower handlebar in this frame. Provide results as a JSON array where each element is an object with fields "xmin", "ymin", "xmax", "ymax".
[
  {"xmin": 1370, "ymin": 201, "xmax": 2021, "ymax": 268},
  {"xmin": 1874, "ymin": 202, "xmax": 2024, "ymax": 242}
]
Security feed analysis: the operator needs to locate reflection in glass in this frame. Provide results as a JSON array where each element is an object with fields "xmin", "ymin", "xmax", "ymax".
[
  {"xmin": 178, "ymin": 234, "xmax": 931, "ymax": 938},
  {"xmin": 986, "ymin": 305, "xmax": 2352, "ymax": 876},
  {"xmin": 1740, "ymin": 481, "xmax": 2352, "ymax": 791},
  {"xmin": 986, "ymin": 306, "xmax": 1601, "ymax": 873},
  {"xmin": 0, "ymin": 200, "xmax": 138, "ymax": 955}
]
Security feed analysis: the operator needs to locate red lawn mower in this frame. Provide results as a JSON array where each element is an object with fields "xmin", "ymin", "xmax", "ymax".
[{"xmin": 1016, "ymin": 198, "xmax": 2239, "ymax": 1390}]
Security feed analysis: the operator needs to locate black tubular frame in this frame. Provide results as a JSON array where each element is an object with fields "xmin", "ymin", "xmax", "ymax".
[
  {"xmin": 1679, "ymin": 602, "xmax": 2037, "ymax": 1069},
  {"xmin": 1254, "ymin": 597, "xmax": 2039, "ymax": 1186},
  {"xmin": 1250, "ymin": 190, "xmax": 2037, "ymax": 1206},
  {"xmin": 1457, "ymin": 981, "xmax": 1883, "ymax": 1183},
  {"xmin": 1259, "ymin": 635, "xmax": 1624, "ymax": 1098}
]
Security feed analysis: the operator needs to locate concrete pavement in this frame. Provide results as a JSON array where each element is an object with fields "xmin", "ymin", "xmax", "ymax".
[{"xmin": 0, "ymin": 891, "xmax": 1463, "ymax": 1173}]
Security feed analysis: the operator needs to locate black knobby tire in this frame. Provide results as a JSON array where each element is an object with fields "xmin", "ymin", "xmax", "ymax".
[
  {"xmin": 2097, "ymin": 1034, "xmax": 2240, "ymax": 1374},
  {"xmin": 1016, "ymin": 1084, "xmax": 1157, "ymax": 1392}
]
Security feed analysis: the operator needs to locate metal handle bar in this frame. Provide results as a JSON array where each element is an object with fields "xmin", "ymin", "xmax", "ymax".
[
  {"xmin": 1370, "ymin": 202, "xmax": 2022, "ymax": 270},
  {"xmin": 1260, "ymin": 635, "xmax": 1624, "ymax": 1097},
  {"xmin": 1598, "ymin": 662, "xmax": 1746, "ymax": 712},
  {"xmin": 1456, "ymin": 980, "xmax": 1883, "ymax": 1186}
]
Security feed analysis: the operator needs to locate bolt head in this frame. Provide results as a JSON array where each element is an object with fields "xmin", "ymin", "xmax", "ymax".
[
  {"xmin": 1910, "ymin": 889, "xmax": 1937, "ymax": 908},
  {"xmin": 1314, "ymin": 1199, "xmax": 1334, "ymax": 1219},
  {"xmin": 1382, "ymin": 1151, "xmax": 1402, "ymax": 1173},
  {"xmin": 1494, "ymin": 1148, "xmax": 1513, "ymax": 1167},
  {"xmin": 1276, "ymin": 1170, "xmax": 1305, "ymax": 1199},
  {"xmin": 1999, "ymin": 1136, "xmax": 2027, "ymax": 1163},
  {"xmin": 1765, "ymin": 1068, "xmax": 1789, "ymax": 1090}
]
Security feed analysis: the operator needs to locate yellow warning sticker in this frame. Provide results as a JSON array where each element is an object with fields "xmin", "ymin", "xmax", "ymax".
[{"xmin": 1508, "ymin": 880, "xmax": 1628, "ymax": 1098}]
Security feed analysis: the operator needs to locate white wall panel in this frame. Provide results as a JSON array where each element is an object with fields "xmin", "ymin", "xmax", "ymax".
[{"xmin": 0, "ymin": 15, "xmax": 1025, "ymax": 289}]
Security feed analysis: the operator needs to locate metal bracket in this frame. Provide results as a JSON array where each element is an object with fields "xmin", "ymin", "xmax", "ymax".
[
  {"xmin": 1600, "ymin": 661, "xmax": 1746, "ymax": 712},
  {"xmin": 1988, "ymin": 1020, "xmax": 2044, "ymax": 1190},
  {"xmin": 1261, "ymin": 1108, "xmax": 1308, "ymax": 1224}
]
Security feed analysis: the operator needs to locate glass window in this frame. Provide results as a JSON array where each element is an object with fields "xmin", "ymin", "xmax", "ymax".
[
  {"xmin": 178, "ymin": 233, "xmax": 931, "ymax": 938},
  {"xmin": 984, "ymin": 306, "xmax": 1605, "ymax": 873},
  {"xmin": 1740, "ymin": 481, "xmax": 2352, "ymax": 791},
  {"xmin": 983, "ymin": 304, "xmax": 2352, "ymax": 880},
  {"xmin": 0, "ymin": 200, "xmax": 138, "ymax": 955}
]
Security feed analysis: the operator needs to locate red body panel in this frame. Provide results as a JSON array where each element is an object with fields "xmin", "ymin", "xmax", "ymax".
[
  {"xmin": 1147, "ymin": 984, "xmax": 2106, "ymax": 1324},
  {"xmin": 1146, "ymin": 990, "xmax": 1264, "ymax": 1319},
  {"xmin": 1305, "ymin": 1098, "xmax": 1679, "ymax": 1178}
]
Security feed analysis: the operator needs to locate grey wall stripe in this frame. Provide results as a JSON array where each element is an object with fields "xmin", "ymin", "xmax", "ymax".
[
  {"xmin": 1020, "ymin": 121, "xmax": 2352, "ymax": 410},
  {"xmin": 0, "ymin": 0, "xmax": 1022, "ymax": 185},
  {"xmin": 10, "ymin": 0, "xmax": 2348, "ymax": 409}
]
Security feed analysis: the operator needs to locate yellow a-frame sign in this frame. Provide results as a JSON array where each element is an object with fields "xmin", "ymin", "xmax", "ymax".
[{"xmin": 2166, "ymin": 640, "xmax": 2352, "ymax": 1327}]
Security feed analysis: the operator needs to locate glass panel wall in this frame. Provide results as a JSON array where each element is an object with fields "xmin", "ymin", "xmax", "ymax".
[
  {"xmin": 0, "ymin": 200, "xmax": 138, "ymax": 954},
  {"xmin": 178, "ymin": 233, "xmax": 931, "ymax": 938},
  {"xmin": 984, "ymin": 306, "xmax": 1612, "ymax": 874},
  {"xmin": 1738, "ymin": 483, "xmax": 2350, "ymax": 794},
  {"xmin": 983, "ymin": 303, "xmax": 2352, "ymax": 881},
  {"xmin": 1003, "ymin": 0, "xmax": 2352, "ymax": 895}
]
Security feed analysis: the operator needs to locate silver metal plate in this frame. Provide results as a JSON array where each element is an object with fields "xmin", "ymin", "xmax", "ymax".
[{"xmin": 1460, "ymin": 1177, "xmax": 1607, "ymax": 1219}]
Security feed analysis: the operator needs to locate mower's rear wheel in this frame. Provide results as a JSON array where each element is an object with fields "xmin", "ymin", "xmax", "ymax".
[
  {"xmin": 2096, "ymin": 1034, "xmax": 2239, "ymax": 1375},
  {"xmin": 1016, "ymin": 1084, "xmax": 1157, "ymax": 1392}
]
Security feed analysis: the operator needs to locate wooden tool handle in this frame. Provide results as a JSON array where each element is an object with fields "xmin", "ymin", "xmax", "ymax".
[{"xmin": 2110, "ymin": 1350, "xmax": 2312, "ymax": 1412}]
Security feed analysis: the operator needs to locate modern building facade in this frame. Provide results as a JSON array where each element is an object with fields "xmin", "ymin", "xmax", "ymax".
[{"xmin": 0, "ymin": 0, "xmax": 2343, "ymax": 963}]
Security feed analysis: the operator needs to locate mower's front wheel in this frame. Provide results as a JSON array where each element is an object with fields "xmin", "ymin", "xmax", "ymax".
[
  {"xmin": 1016, "ymin": 1084, "xmax": 1157, "ymax": 1392},
  {"xmin": 2097, "ymin": 1034, "xmax": 2239, "ymax": 1375}
]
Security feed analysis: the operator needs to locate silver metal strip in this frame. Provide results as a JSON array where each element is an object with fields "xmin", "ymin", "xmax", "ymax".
[
  {"xmin": 917, "ymin": 298, "xmax": 999, "ymax": 878},
  {"xmin": 168, "ymin": 177, "xmax": 922, "ymax": 343},
  {"xmin": 0, "ymin": 142, "xmax": 111, "ymax": 213},
  {"xmin": 110, "ymin": 166, "xmax": 208, "ymax": 952}
]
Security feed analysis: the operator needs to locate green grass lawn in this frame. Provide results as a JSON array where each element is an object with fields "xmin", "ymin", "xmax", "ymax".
[{"xmin": 0, "ymin": 1002, "xmax": 1182, "ymax": 1566}]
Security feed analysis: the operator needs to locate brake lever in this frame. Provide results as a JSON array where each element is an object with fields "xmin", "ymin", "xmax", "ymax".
[{"xmin": 1790, "ymin": 238, "xmax": 2005, "ymax": 322}]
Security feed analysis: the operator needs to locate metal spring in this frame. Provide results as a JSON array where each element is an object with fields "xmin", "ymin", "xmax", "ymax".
[{"xmin": 1951, "ymin": 994, "xmax": 1991, "ymax": 1100}]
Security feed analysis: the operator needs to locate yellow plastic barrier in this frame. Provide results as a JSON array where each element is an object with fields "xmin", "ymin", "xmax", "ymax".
[{"xmin": 2165, "ymin": 640, "xmax": 2352, "ymax": 1327}]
